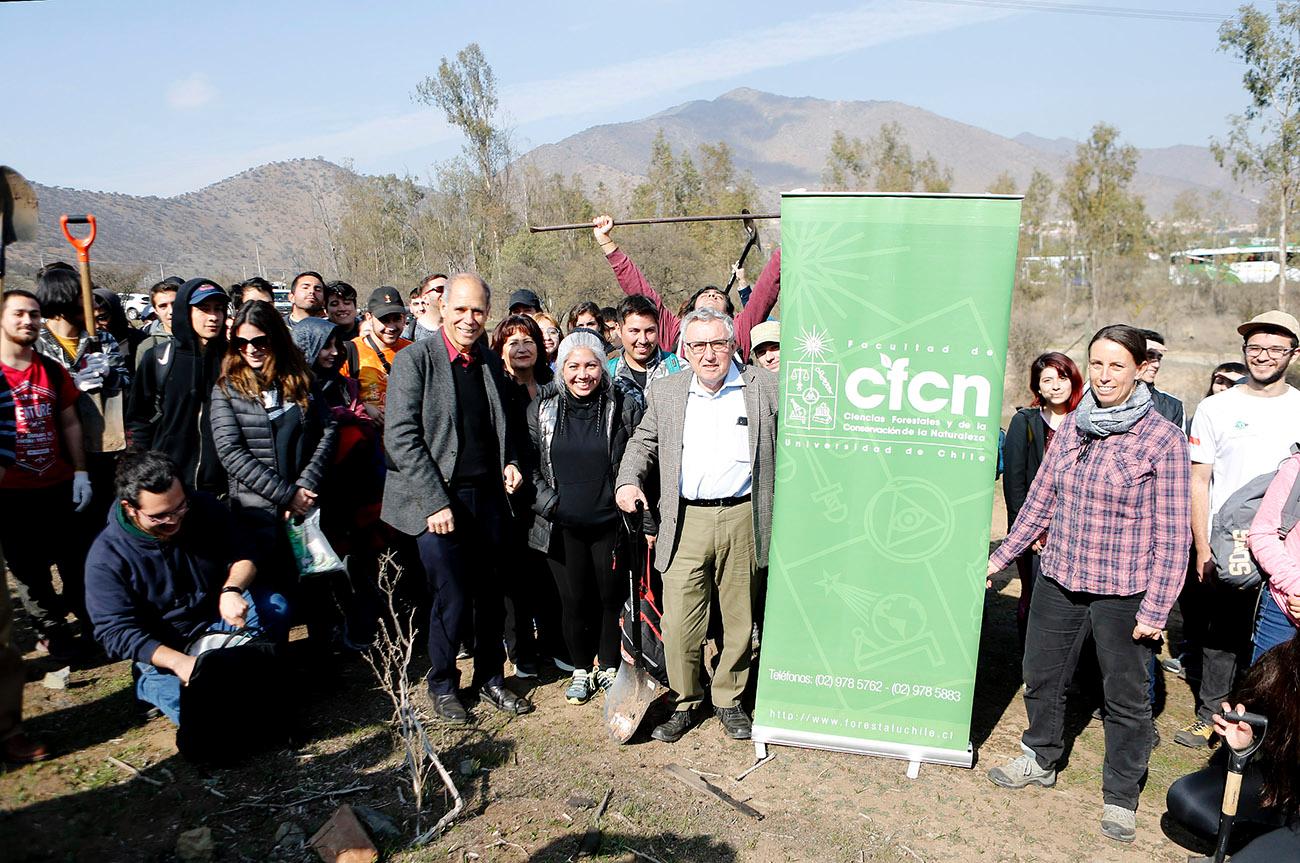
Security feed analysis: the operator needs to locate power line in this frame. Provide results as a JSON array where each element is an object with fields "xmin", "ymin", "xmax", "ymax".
[{"xmin": 907, "ymin": 0, "xmax": 1228, "ymax": 24}]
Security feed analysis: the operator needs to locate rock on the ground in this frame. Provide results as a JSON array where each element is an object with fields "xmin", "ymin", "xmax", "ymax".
[
  {"xmin": 274, "ymin": 821, "xmax": 306, "ymax": 848},
  {"xmin": 350, "ymin": 805, "xmax": 399, "ymax": 839},
  {"xmin": 41, "ymin": 666, "xmax": 70, "ymax": 690},
  {"xmin": 176, "ymin": 826, "xmax": 214, "ymax": 862},
  {"xmin": 308, "ymin": 804, "xmax": 377, "ymax": 863}
]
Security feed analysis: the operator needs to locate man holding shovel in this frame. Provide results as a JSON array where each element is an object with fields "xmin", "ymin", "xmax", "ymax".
[{"xmin": 615, "ymin": 307, "xmax": 779, "ymax": 743}]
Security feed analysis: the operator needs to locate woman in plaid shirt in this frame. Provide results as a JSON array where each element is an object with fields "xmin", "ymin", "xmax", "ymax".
[{"xmin": 985, "ymin": 324, "xmax": 1191, "ymax": 844}]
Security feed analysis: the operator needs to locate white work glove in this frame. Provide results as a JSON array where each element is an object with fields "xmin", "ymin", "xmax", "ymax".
[
  {"xmin": 72, "ymin": 471, "xmax": 93, "ymax": 512},
  {"xmin": 71, "ymin": 352, "xmax": 111, "ymax": 392}
]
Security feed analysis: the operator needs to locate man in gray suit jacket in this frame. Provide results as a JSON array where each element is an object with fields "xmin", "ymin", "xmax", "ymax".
[
  {"xmin": 382, "ymin": 273, "xmax": 530, "ymax": 724},
  {"xmin": 616, "ymin": 307, "xmax": 779, "ymax": 743}
]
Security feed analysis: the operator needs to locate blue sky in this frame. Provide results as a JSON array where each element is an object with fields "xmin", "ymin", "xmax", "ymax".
[{"xmin": 1, "ymin": 0, "xmax": 1243, "ymax": 196}]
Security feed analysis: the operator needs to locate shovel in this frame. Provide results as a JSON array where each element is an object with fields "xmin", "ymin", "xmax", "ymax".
[
  {"xmin": 724, "ymin": 209, "xmax": 760, "ymax": 305},
  {"xmin": 60, "ymin": 213, "xmax": 126, "ymax": 453},
  {"xmin": 605, "ymin": 502, "xmax": 664, "ymax": 743},
  {"xmin": 1188, "ymin": 710, "xmax": 1269, "ymax": 863},
  {"xmin": 0, "ymin": 166, "xmax": 39, "ymax": 291}
]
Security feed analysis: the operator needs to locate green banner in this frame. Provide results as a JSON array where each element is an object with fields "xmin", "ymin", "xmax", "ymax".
[{"xmin": 753, "ymin": 193, "xmax": 1020, "ymax": 767}]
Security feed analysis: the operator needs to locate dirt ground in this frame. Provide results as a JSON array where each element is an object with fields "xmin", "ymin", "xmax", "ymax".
[{"xmin": 0, "ymin": 492, "xmax": 1225, "ymax": 863}]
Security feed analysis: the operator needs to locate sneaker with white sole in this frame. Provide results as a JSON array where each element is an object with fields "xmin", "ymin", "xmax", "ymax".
[
  {"xmin": 564, "ymin": 669, "xmax": 593, "ymax": 704},
  {"xmin": 987, "ymin": 753, "xmax": 1057, "ymax": 789},
  {"xmin": 1174, "ymin": 718, "xmax": 1214, "ymax": 748},
  {"xmin": 1100, "ymin": 804, "xmax": 1136, "ymax": 842},
  {"xmin": 594, "ymin": 667, "xmax": 617, "ymax": 694}
]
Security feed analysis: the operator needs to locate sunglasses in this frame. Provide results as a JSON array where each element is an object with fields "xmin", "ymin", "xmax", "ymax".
[
  {"xmin": 1212, "ymin": 374, "xmax": 1243, "ymax": 388},
  {"xmin": 232, "ymin": 335, "xmax": 271, "ymax": 352}
]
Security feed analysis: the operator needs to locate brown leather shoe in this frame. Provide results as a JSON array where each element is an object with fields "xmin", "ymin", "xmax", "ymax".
[{"xmin": 2, "ymin": 732, "xmax": 50, "ymax": 765}]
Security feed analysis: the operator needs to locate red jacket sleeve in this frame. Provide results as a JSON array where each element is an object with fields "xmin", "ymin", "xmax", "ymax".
[
  {"xmin": 607, "ymin": 249, "xmax": 680, "ymax": 352},
  {"xmin": 734, "ymin": 247, "xmax": 781, "ymax": 360}
]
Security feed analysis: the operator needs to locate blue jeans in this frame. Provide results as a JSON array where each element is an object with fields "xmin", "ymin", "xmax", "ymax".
[
  {"xmin": 1251, "ymin": 594, "xmax": 1297, "ymax": 664},
  {"xmin": 134, "ymin": 590, "xmax": 289, "ymax": 726}
]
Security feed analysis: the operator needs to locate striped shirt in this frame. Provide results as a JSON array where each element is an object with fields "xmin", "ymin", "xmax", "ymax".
[{"xmin": 989, "ymin": 408, "xmax": 1191, "ymax": 628}]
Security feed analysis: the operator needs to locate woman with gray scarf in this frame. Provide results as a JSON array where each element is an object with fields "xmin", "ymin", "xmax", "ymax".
[
  {"xmin": 984, "ymin": 324, "xmax": 1191, "ymax": 844},
  {"xmin": 526, "ymin": 331, "xmax": 647, "ymax": 704}
]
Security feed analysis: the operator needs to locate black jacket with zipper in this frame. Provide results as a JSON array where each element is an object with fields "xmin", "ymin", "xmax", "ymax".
[
  {"xmin": 526, "ymin": 379, "xmax": 648, "ymax": 552},
  {"xmin": 125, "ymin": 278, "xmax": 228, "ymax": 494}
]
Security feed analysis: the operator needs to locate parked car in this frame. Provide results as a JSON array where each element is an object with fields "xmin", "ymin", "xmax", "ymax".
[{"xmin": 121, "ymin": 293, "xmax": 151, "ymax": 322}]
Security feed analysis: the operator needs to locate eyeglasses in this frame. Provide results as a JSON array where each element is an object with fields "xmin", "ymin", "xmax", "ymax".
[
  {"xmin": 134, "ymin": 498, "xmax": 190, "ymax": 526},
  {"xmin": 1244, "ymin": 344, "xmax": 1295, "ymax": 359},
  {"xmin": 232, "ymin": 335, "xmax": 270, "ymax": 352},
  {"xmin": 684, "ymin": 339, "xmax": 734, "ymax": 356}
]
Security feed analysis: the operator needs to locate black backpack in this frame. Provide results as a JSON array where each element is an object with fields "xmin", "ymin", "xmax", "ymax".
[
  {"xmin": 175, "ymin": 635, "xmax": 291, "ymax": 764},
  {"xmin": 1210, "ymin": 446, "xmax": 1300, "ymax": 588}
]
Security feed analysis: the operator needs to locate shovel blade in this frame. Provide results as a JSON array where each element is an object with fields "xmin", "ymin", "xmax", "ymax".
[
  {"xmin": 0, "ymin": 167, "xmax": 39, "ymax": 245},
  {"xmin": 604, "ymin": 659, "xmax": 662, "ymax": 743}
]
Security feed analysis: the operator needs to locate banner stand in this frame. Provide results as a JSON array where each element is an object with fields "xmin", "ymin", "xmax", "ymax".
[{"xmin": 751, "ymin": 192, "xmax": 1021, "ymax": 772}]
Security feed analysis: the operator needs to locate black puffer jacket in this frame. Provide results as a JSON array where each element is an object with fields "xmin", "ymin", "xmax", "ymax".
[{"xmin": 209, "ymin": 380, "xmax": 338, "ymax": 517}]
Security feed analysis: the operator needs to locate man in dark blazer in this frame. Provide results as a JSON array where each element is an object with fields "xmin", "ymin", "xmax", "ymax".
[
  {"xmin": 382, "ymin": 273, "xmax": 530, "ymax": 723},
  {"xmin": 616, "ymin": 307, "xmax": 779, "ymax": 744}
]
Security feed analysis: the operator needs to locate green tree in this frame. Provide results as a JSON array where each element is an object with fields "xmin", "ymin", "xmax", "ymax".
[
  {"xmin": 1059, "ymin": 123, "xmax": 1148, "ymax": 322},
  {"xmin": 1212, "ymin": 1, "xmax": 1300, "ymax": 310},
  {"xmin": 822, "ymin": 130, "xmax": 870, "ymax": 190},
  {"xmin": 986, "ymin": 171, "xmax": 1018, "ymax": 195},
  {"xmin": 414, "ymin": 43, "xmax": 517, "ymax": 276},
  {"xmin": 1021, "ymin": 169, "xmax": 1056, "ymax": 255}
]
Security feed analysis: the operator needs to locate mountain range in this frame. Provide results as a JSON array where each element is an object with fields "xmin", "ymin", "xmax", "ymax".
[{"xmin": 5, "ymin": 88, "xmax": 1259, "ymax": 284}]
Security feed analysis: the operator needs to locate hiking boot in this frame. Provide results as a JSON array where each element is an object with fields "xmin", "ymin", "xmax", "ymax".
[
  {"xmin": 715, "ymin": 705, "xmax": 752, "ymax": 740},
  {"xmin": 651, "ymin": 709, "xmax": 694, "ymax": 743},
  {"xmin": 565, "ymin": 669, "xmax": 594, "ymax": 704},
  {"xmin": 1174, "ymin": 718, "xmax": 1214, "ymax": 748},
  {"xmin": 987, "ymin": 753, "xmax": 1056, "ymax": 789},
  {"xmin": 1100, "ymin": 804, "xmax": 1137, "ymax": 843},
  {"xmin": 594, "ymin": 667, "xmax": 617, "ymax": 694}
]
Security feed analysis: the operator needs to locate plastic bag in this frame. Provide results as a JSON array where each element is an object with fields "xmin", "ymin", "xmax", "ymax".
[{"xmin": 285, "ymin": 508, "xmax": 345, "ymax": 577}]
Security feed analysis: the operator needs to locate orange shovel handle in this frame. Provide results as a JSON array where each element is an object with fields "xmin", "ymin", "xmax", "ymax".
[{"xmin": 60, "ymin": 214, "xmax": 97, "ymax": 263}]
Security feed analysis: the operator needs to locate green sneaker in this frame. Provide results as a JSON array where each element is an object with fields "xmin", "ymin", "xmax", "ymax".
[{"xmin": 564, "ymin": 669, "xmax": 593, "ymax": 704}]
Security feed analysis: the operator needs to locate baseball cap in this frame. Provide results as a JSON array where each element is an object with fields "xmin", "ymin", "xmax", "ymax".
[
  {"xmin": 189, "ymin": 284, "xmax": 228, "ymax": 306},
  {"xmin": 1238, "ymin": 310, "xmax": 1300, "ymax": 341},
  {"xmin": 508, "ymin": 289, "xmax": 542, "ymax": 312},
  {"xmin": 750, "ymin": 320, "xmax": 780, "ymax": 349},
  {"xmin": 367, "ymin": 286, "xmax": 407, "ymax": 319}
]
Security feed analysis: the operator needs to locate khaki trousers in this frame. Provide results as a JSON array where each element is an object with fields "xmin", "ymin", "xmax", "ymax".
[
  {"xmin": 661, "ymin": 500, "xmax": 757, "ymax": 711},
  {"xmin": 0, "ymin": 555, "xmax": 25, "ymax": 742}
]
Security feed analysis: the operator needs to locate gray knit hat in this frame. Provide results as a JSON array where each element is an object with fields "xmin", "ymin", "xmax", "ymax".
[{"xmin": 555, "ymin": 330, "xmax": 606, "ymax": 370}]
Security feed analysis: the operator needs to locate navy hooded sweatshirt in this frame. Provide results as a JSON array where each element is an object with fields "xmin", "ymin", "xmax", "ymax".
[
  {"xmin": 125, "ymin": 278, "xmax": 228, "ymax": 493},
  {"xmin": 85, "ymin": 493, "xmax": 250, "ymax": 664}
]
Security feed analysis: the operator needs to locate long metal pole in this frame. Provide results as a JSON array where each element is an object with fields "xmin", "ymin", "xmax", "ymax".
[{"xmin": 529, "ymin": 212, "xmax": 780, "ymax": 233}]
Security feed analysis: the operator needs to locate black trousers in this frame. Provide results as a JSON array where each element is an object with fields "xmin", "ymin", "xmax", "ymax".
[
  {"xmin": 547, "ymin": 522, "xmax": 622, "ymax": 671},
  {"xmin": 1022, "ymin": 574, "xmax": 1153, "ymax": 810},
  {"xmin": 1194, "ymin": 579, "xmax": 1261, "ymax": 722},
  {"xmin": 1166, "ymin": 749, "xmax": 1282, "ymax": 841},
  {"xmin": 0, "ymin": 483, "xmax": 89, "ymax": 638},
  {"xmin": 416, "ymin": 482, "xmax": 507, "ymax": 696},
  {"xmin": 503, "ymin": 543, "xmax": 566, "ymax": 667}
]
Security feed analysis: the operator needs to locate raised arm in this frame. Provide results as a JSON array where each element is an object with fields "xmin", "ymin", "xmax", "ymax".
[
  {"xmin": 594, "ymin": 215, "xmax": 681, "ymax": 351},
  {"xmin": 734, "ymin": 247, "xmax": 781, "ymax": 359}
]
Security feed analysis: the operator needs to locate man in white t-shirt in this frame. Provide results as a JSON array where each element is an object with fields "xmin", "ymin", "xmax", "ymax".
[{"xmin": 1179, "ymin": 310, "xmax": 1300, "ymax": 748}]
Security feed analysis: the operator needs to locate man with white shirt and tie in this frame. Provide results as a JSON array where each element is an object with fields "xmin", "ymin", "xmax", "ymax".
[{"xmin": 616, "ymin": 307, "xmax": 780, "ymax": 743}]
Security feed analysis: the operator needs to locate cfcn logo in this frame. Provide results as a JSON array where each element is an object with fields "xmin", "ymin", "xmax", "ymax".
[{"xmin": 845, "ymin": 354, "xmax": 992, "ymax": 418}]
